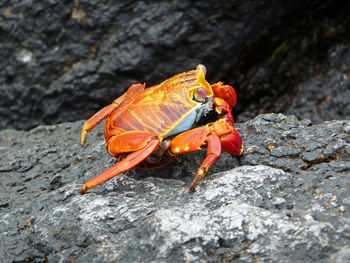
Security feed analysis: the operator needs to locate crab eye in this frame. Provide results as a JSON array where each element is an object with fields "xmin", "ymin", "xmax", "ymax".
[
  {"xmin": 193, "ymin": 88, "xmax": 207, "ymax": 102},
  {"xmin": 196, "ymin": 64, "xmax": 207, "ymax": 75}
]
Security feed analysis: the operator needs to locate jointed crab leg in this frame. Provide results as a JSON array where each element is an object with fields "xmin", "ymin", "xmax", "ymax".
[
  {"xmin": 167, "ymin": 116, "xmax": 242, "ymax": 191},
  {"xmin": 81, "ymin": 104, "xmax": 116, "ymax": 145},
  {"xmin": 80, "ymin": 136, "xmax": 160, "ymax": 194},
  {"xmin": 189, "ymin": 133, "xmax": 221, "ymax": 191},
  {"xmin": 80, "ymin": 83, "xmax": 145, "ymax": 146},
  {"xmin": 167, "ymin": 125, "xmax": 224, "ymax": 191}
]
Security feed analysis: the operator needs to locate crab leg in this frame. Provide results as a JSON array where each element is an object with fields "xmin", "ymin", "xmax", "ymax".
[
  {"xmin": 80, "ymin": 135, "xmax": 160, "ymax": 194},
  {"xmin": 81, "ymin": 104, "xmax": 116, "ymax": 145},
  {"xmin": 80, "ymin": 83, "xmax": 145, "ymax": 146},
  {"xmin": 169, "ymin": 118, "xmax": 242, "ymax": 191},
  {"xmin": 189, "ymin": 133, "xmax": 221, "ymax": 191},
  {"xmin": 168, "ymin": 126, "xmax": 221, "ymax": 191}
]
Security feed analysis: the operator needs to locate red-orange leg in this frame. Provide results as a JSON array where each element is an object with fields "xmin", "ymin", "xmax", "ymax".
[
  {"xmin": 168, "ymin": 126, "xmax": 222, "ymax": 192},
  {"xmin": 80, "ymin": 136, "xmax": 160, "ymax": 194},
  {"xmin": 80, "ymin": 83, "xmax": 145, "ymax": 146},
  {"xmin": 81, "ymin": 104, "xmax": 117, "ymax": 145},
  {"xmin": 137, "ymin": 140, "xmax": 176, "ymax": 169},
  {"xmin": 189, "ymin": 133, "xmax": 221, "ymax": 192},
  {"xmin": 169, "ymin": 117, "xmax": 243, "ymax": 191}
]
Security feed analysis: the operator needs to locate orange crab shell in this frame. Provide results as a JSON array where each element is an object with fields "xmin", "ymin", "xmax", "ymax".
[{"xmin": 104, "ymin": 67, "xmax": 214, "ymax": 152}]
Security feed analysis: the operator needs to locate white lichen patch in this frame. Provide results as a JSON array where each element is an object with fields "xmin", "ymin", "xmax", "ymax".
[
  {"xmin": 16, "ymin": 49, "xmax": 33, "ymax": 63},
  {"xmin": 149, "ymin": 165, "xmax": 301, "ymax": 260}
]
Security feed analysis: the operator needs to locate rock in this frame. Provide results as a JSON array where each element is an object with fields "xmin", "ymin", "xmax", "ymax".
[
  {"xmin": 1, "ymin": 1, "xmax": 350, "ymax": 130},
  {"xmin": 1, "ymin": 114, "xmax": 349, "ymax": 262},
  {"xmin": 286, "ymin": 44, "xmax": 350, "ymax": 123}
]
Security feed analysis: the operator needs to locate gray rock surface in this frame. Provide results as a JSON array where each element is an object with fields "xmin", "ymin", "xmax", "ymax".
[
  {"xmin": 286, "ymin": 44, "xmax": 350, "ymax": 123},
  {"xmin": 1, "ymin": 0, "xmax": 350, "ymax": 130},
  {"xmin": 1, "ymin": 114, "xmax": 350, "ymax": 262}
]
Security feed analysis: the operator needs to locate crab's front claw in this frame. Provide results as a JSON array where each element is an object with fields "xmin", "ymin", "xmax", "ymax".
[
  {"xmin": 168, "ymin": 127, "xmax": 222, "ymax": 192},
  {"xmin": 168, "ymin": 119, "xmax": 243, "ymax": 192},
  {"xmin": 220, "ymin": 129, "xmax": 243, "ymax": 156},
  {"xmin": 211, "ymin": 82, "xmax": 237, "ymax": 110}
]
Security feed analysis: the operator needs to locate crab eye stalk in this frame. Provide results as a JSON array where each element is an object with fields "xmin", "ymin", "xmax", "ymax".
[
  {"xmin": 196, "ymin": 64, "xmax": 207, "ymax": 75},
  {"xmin": 193, "ymin": 88, "xmax": 207, "ymax": 102}
]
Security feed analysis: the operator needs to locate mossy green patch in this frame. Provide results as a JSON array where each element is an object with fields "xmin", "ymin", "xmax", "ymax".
[{"xmin": 268, "ymin": 41, "xmax": 289, "ymax": 63}]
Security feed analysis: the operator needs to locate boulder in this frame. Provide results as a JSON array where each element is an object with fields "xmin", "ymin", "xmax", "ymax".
[
  {"xmin": 286, "ymin": 44, "xmax": 350, "ymax": 123},
  {"xmin": 1, "ymin": 0, "xmax": 350, "ymax": 130},
  {"xmin": 1, "ymin": 114, "xmax": 349, "ymax": 262}
]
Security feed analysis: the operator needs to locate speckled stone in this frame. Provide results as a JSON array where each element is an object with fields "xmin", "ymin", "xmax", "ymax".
[{"xmin": 0, "ymin": 114, "xmax": 349, "ymax": 262}]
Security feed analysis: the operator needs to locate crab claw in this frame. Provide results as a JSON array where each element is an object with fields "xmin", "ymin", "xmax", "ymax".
[
  {"xmin": 211, "ymin": 82, "xmax": 237, "ymax": 109},
  {"xmin": 220, "ymin": 129, "xmax": 243, "ymax": 156}
]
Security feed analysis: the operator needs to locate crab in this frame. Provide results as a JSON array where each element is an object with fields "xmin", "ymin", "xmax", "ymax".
[{"xmin": 79, "ymin": 64, "xmax": 243, "ymax": 194}]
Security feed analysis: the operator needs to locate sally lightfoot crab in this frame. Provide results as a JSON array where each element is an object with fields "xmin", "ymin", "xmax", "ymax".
[{"xmin": 80, "ymin": 64, "xmax": 243, "ymax": 194}]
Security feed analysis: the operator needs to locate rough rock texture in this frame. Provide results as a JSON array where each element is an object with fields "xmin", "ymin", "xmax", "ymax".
[
  {"xmin": 1, "ymin": 0, "xmax": 350, "ymax": 130},
  {"xmin": 1, "ymin": 114, "xmax": 350, "ymax": 262},
  {"xmin": 286, "ymin": 44, "xmax": 350, "ymax": 123},
  {"xmin": 2, "ymin": 1, "xmax": 349, "ymax": 261},
  {"xmin": 233, "ymin": 5, "xmax": 350, "ymax": 123}
]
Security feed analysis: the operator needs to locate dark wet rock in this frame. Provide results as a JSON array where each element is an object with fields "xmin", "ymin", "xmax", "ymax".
[
  {"xmin": 286, "ymin": 44, "xmax": 350, "ymax": 123},
  {"xmin": 1, "ymin": 1, "xmax": 350, "ymax": 130},
  {"xmin": 1, "ymin": 113, "xmax": 350, "ymax": 262}
]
